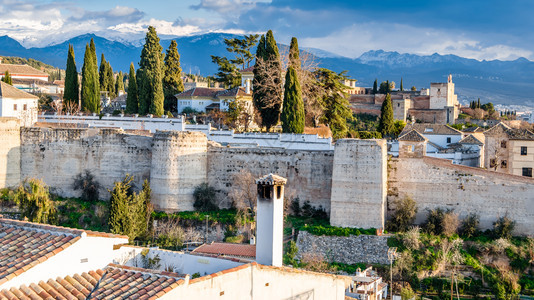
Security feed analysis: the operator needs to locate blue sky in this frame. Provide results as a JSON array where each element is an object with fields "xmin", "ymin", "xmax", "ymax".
[{"xmin": 0, "ymin": 0, "xmax": 532, "ymax": 60}]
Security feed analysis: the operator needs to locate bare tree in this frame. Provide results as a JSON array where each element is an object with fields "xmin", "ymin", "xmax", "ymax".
[
  {"xmin": 64, "ymin": 100, "xmax": 81, "ymax": 115},
  {"xmin": 228, "ymin": 170, "xmax": 258, "ymax": 214}
]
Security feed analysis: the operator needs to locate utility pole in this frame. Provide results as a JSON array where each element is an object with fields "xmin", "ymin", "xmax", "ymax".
[
  {"xmin": 388, "ymin": 248, "xmax": 397, "ymax": 300},
  {"xmin": 205, "ymin": 215, "xmax": 209, "ymax": 244}
]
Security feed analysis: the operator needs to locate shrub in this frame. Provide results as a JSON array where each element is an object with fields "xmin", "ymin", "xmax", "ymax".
[
  {"xmin": 193, "ymin": 183, "xmax": 218, "ymax": 212},
  {"xmin": 13, "ymin": 179, "xmax": 57, "ymax": 224},
  {"xmin": 284, "ymin": 240, "xmax": 299, "ymax": 266},
  {"xmin": 402, "ymin": 227, "xmax": 421, "ymax": 250},
  {"xmin": 460, "ymin": 213, "xmax": 480, "ymax": 238},
  {"xmin": 357, "ymin": 131, "xmax": 382, "ymax": 139},
  {"xmin": 300, "ymin": 201, "xmax": 328, "ymax": 220},
  {"xmin": 400, "ymin": 286, "xmax": 415, "ymax": 300},
  {"xmin": 154, "ymin": 218, "xmax": 184, "ymax": 249},
  {"xmin": 422, "ymin": 208, "xmax": 457, "ymax": 236},
  {"xmin": 181, "ymin": 107, "xmax": 198, "ymax": 114},
  {"xmin": 387, "ymin": 196, "xmax": 417, "ymax": 232},
  {"xmin": 290, "ymin": 198, "xmax": 301, "ymax": 216},
  {"xmin": 442, "ymin": 211, "xmax": 459, "ymax": 237},
  {"xmin": 225, "ymin": 235, "xmax": 244, "ymax": 243},
  {"xmin": 493, "ymin": 216, "xmax": 515, "ymax": 239},
  {"xmin": 73, "ymin": 170, "xmax": 100, "ymax": 202},
  {"xmin": 112, "ymin": 109, "xmax": 122, "ymax": 116}
]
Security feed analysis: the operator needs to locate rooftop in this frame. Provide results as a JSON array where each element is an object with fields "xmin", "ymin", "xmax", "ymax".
[
  {"xmin": 0, "ymin": 64, "xmax": 48, "ymax": 77},
  {"xmin": 0, "ymin": 264, "xmax": 183, "ymax": 299},
  {"xmin": 459, "ymin": 134, "xmax": 484, "ymax": 145},
  {"xmin": 0, "ymin": 82, "xmax": 39, "ymax": 99},
  {"xmin": 398, "ymin": 129, "xmax": 427, "ymax": 142},
  {"xmin": 0, "ymin": 218, "xmax": 128, "ymax": 286},
  {"xmin": 484, "ymin": 122, "xmax": 534, "ymax": 140},
  {"xmin": 401, "ymin": 123, "xmax": 462, "ymax": 136},
  {"xmin": 175, "ymin": 87, "xmax": 224, "ymax": 99},
  {"xmin": 192, "ymin": 242, "xmax": 256, "ymax": 258}
]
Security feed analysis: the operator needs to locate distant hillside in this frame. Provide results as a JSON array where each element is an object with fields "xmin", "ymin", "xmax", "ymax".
[{"xmin": 2, "ymin": 34, "xmax": 534, "ymax": 107}]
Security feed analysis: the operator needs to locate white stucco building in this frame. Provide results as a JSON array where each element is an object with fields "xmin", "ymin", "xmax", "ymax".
[{"xmin": 0, "ymin": 81, "xmax": 39, "ymax": 126}]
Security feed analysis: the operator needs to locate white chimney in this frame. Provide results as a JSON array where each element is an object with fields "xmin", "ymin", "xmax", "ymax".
[
  {"xmin": 245, "ymin": 79, "xmax": 251, "ymax": 94},
  {"xmin": 255, "ymin": 173, "xmax": 286, "ymax": 267}
]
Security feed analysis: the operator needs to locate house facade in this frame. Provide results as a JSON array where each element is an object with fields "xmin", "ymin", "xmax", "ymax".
[
  {"xmin": 0, "ymin": 58, "xmax": 49, "ymax": 82},
  {"xmin": 0, "ymin": 81, "xmax": 38, "ymax": 126}
]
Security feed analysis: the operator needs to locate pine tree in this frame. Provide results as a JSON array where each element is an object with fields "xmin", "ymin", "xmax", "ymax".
[
  {"xmin": 373, "ymin": 79, "xmax": 378, "ymax": 94},
  {"xmin": 378, "ymin": 93, "xmax": 394, "ymax": 137},
  {"xmin": 137, "ymin": 26, "xmax": 164, "ymax": 116},
  {"xmin": 81, "ymin": 44, "xmax": 100, "ymax": 113},
  {"xmin": 163, "ymin": 40, "xmax": 184, "ymax": 112},
  {"xmin": 288, "ymin": 37, "xmax": 301, "ymax": 70},
  {"xmin": 400, "ymin": 77, "xmax": 403, "ymax": 91},
  {"xmin": 252, "ymin": 30, "xmax": 282, "ymax": 131},
  {"xmin": 64, "ymin": 44, "xmax": 79, "ymax": 105},
  {"xmin": 281, "ymin": 66, "xmax": 305, "ymax": 133},
  {"xmin": 126, "ymin": 63, "xmax": 138, "ymax": 114},
  {"xmin": 2, "ymin": 71, "xmax": 12, "ymax": 85},
  {"xmin": 115, "ymin": 71, "xmax": 124, "ymax": 96}
]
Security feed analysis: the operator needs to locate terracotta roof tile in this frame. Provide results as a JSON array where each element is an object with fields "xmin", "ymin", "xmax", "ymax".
[
  {"xmin": 484, "ymin": 122, "xmax": 534, "ymax": 140},
  {"xmin": 401, "ymin": 123, "xmax": 462, "ymax": 136},
  {"xmin": 192, "ymin": 242, "xmax": 257, "ymax": 258},
  {"xmin": 398, "ymin": 129, "xmax": 427, "ymax": 142},
  {"xmin": 0, "ymin": 64, "xmax": 48, "ymax": 77},
  {"xmin": 459, "ymin": 134, "xmax": 484, "ymax": 145},
  {"xmin": 175, "ymin": 87, "xmax": 224, "ymax": 99},
  {"xmin": 0, "ymin": 264, "xmax": 184, "ymax": 300},
  {"xmin": 0, "ymin": 82, "xmax": 39, "ymax": 99}
]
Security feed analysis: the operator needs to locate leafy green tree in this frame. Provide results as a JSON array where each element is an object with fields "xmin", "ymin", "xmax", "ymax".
[
  {"xmin": 372, "ymin": 79, "xmax": 378, "ymax": 94},
  {"xmin": 137, "ymin": 26, "xmax": 164, "ymax": 116},
  {"xmin": 13, "ymin": 179, "xmax": 57, "ymax": 224},
  {"xmin": 115, "ymin": 71, "xmax": 124, "ymax": 95},
  {"xmin": 288, "ymin": 37, "xmax": 301, "ymax": 70},
  {"xmin": 64, "ymin": 44, "xmax": 79, "ymax": 105},
  {"xmin": 126, "ymin": 63, "xmax": 138, "ymax": 114},
  {"xmin": 314, "ymin": 68, "xmax": 351, "ymax": 139},
  {"xmin": 2, "ymin": 70, "xmax": 12, "ymax": 85},
  {"xmin": 378, "ymin": 93, "xmax": 394, "ymax": 137},
  {"xmin": 411, "ymin": 86, "xmax": 416, "ymax": 91},
  {"xmin": 281, "ymin": 66, "xmax": 305, "ymax": 133},
  {"xmin": 386, "ymin": 196, "xmax": 417, "ymax": 232},
  {"xmin": 108, "ymin": 174, "xmax": 152, "ymax": 241},
  {"xmin": 211, "ymin": 34, "xmax": 259, "ymax": 89},
  {"xmin": 393, "ymin": 120, "xmax": 406, "ymax": 137},
  {"xmin": 163, "ymin": 40, "xmax": 184, "ymax": 112},
  {"xmin": 73, "ymin": 170, "xmax": 100, "ymax": 202},
  {"xmin": 81, "ymin": 44, "xmax": 100, "ymax": 113},
  {"xmin": 253, "ymin": 30, "xmax": 283, "ymax": 131},
  {"xmin": 378, "ymin": 80, "xmax": 393, "ymax": 94}
]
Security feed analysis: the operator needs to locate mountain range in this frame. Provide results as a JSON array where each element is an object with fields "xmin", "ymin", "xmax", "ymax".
[{"xmin": 1, "ymin": 33, "xmax": 533, "ymax": 107}]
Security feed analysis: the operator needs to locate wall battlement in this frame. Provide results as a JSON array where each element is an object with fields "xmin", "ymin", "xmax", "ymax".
[{"xmin": 1, "ymin": 119, "xmax": 533, "ymax": 235}]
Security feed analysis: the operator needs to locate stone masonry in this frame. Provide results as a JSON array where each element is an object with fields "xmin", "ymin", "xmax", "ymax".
[{"xmin": 296, "ymin": 231, "xmax": 389, "ymax": 265}]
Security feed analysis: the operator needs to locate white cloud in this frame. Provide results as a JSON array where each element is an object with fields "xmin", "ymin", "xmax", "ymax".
[
  {"xmin": 300, "ymin": 22, "xmax": 533, "ymax": 61},
  {"xmin": 190, "ymin": 0, "xmax": 271, "ymax": 14}
]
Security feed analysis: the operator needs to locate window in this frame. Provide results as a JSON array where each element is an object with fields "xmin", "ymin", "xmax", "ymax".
[
  {"xmin": 397, "ymin": 103, "xmax": 400, "ymax": 107},
  {"xmin": 424, "ymin": 128, "xmax": 433, "ymax": 132},
  {"xmin": 501, "ymin": 141, "xmax": 507, "ymax": 148},
  {"xmin": 13, "ymin": 104, "xmax": 17, "ymax": 111},
  {"xmin": 23, "ymin": 104, "xmax": 27, "ymax": 110},
  {"xmin": 521, "ymin": 146, "xmax": 527, "ymax": 156},
  {"xmin": 276, "ymin": 186, "xmax": 282, "ymax": 199},
  {"xmin": 447, "ymin": 137, "xmax": 451, "ymax": 143},
  {"xmin": 523, "ymin": 167, "xmax": 533, "ymax": 177},
  {"xmin": 411, "ymin": 145, "xmax": 415, "ymax": 152},
  {"xmin": 501, "ymin": 160, "xmax": 507, "ymax": 168}
]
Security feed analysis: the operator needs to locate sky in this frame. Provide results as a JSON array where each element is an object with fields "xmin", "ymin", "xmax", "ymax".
[{"xmin": 0, "ymin": 0, "xmax": 533, "ymax": 61}]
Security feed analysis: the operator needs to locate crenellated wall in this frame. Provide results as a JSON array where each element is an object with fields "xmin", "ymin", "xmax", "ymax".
[
  {"xmin": 388, "ymin": 156, "xmax": 534, "ymax": 235},
  {"xmin": 207, "ymin": 147, "xmax": 334, "ymax": 211},
  {"xmin": 20, "ymin": 127, "xmax": 153, "ymax": 198},
  {"xmin": 2, "ymin": 118, "xmax": 534, "ymax": 236}
]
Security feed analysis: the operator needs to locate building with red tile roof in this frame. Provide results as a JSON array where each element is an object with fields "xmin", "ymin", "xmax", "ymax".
[
  {"xmin": 0, "ymin": 61, "xmax": 49, "ymax": 82},
  {"xmin": 192, "ymin": 242, "xmax": 256, "ymax": 259},
  {"xmin": 0, "ymin": 218, "xmax": 128, "ymax": 290}
]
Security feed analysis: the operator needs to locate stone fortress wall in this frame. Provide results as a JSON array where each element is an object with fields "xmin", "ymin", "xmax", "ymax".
[{"xmin": 1, "ymin": 119, "xmax": 533, "ymax": 235}]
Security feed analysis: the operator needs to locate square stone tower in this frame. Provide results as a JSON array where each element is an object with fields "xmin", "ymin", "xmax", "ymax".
[{"xmin": 255, "ymin": 173, "xmax": 286, "ymax": 267}]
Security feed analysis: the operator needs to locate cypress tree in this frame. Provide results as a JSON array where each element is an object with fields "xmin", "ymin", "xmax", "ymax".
[
  {"xmin": 163, "ymin": 40, "xmax": 184, "ymax": 112},
  {"xmin": 252, "ymin": 30, "xmax": 282, "ymax": 131},
  {"xmin": 99, "ymin": 54, "xmax": 109, "ymax": 95},
  {"xmin": 126, "ymin": 63, "xmax": 138, "ymax": 114},
  {"xmin": 106, "ymin": 61, "xmax": 115, "ymax": 99},
  {"xmin": 81, "ymin": 44, "xmax": 100, "ymax": 113},
  {"xmin": 477, "ymin": 98, "xmax": 481, "ymax": 109},
  {"xmin": 386, "ymin": 80, "xmax": 390, "ymax": 94},
  {"xmin": 281, "ymin": 66, "xmax": 305, "ymax": 133},
  {"xmin": 137, "ymin": 26, "xmax": 164, "ymax": 116},
  {"xmin": 2, "ymin": 71, "xmax": 12, "ymax": 85},
  {"xmin": 400, "ymin": 77, "xmax": 403, "ymax": 91},
  {"xmin": 373, "ymin": 79, "xmax": 378, "ymax": 94},
  {"xmin": 64, "ymin": 44, "xmax": 79, "ymax": 105},
  {"xmin": 115, "ymin": 71, "xmax": 124, "ymax": 95},
  {"xmin": 378, "ymin": 93, "xmax": 394, "ymax": 137},
  {"xmin": 288, "ymin": 37, "xmax": 300, "ymax": 70}
]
